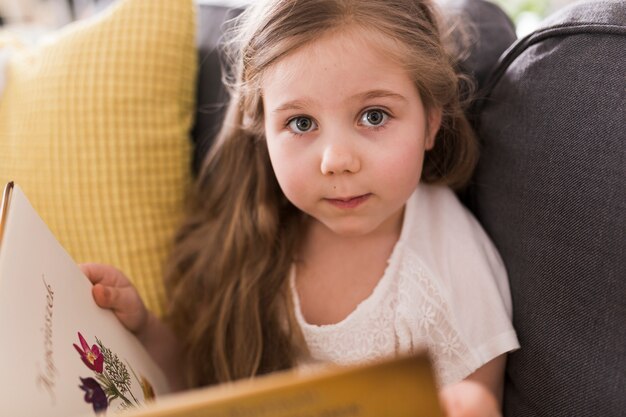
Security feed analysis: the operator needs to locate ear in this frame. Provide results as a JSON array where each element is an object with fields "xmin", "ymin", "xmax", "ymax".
[{"xmin": 425, "ymin": 108, "xmax": 442, "ymax": 150}]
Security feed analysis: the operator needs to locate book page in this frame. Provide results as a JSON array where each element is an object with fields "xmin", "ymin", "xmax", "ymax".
[{"xmin": 0, "ymin": 183, "xmax": 169, "ymax": 417}]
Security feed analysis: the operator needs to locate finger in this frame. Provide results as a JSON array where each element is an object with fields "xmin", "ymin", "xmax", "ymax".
[
  {"xmin": 94, "ymin": 283, "xmax": 146, "ymax": 332},
  {"xmin": 91, "ymin": 283, "xmax": 111, "ymax": 308},
  {"xmin": 116, "ymin": 304, "xmax": 148, "ymax": 334},
  {"xmin": 79, "ymin": 263, "xmax": 127, "ymax": 288}
]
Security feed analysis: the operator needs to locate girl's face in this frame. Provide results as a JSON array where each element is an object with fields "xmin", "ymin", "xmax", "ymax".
[{"xmin": 262, "ymin": 28, "xmax": 441, "ymax": 237}]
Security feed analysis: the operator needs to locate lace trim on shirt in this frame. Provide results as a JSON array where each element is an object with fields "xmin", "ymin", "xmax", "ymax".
[
  {"xmin": 294, "ymin": 244, "xmax": 483, "ymax": 386},
  {"xmin": 293, "ymin": 269, "xmax": 399, "ymax": 365},
  {"xmin": 396, "ymin": 247, "xmax": 480, "ymax": 385}
]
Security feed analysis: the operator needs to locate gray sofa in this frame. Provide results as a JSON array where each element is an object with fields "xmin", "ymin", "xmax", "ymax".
[
  {"xmin": 466, "ymin": 2, "xmax": 626, "ymax": 416},
  {"xmin": 192, "ymin": 1, "xmax": 625, "ymax": 416}
]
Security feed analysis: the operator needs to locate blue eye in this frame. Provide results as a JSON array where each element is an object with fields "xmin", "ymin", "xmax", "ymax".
[
  {"xmin": 288, "ymin": 117, "xmax": 317, "ymax": 134},
  {"xmin": 360, "ymin": 109, "xmax": 389, "ymax": 127}
]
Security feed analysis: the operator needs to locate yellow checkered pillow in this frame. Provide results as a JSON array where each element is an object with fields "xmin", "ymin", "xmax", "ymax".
[{"xmin": 0, "ymin": 0, "xmax": 197, "ymax": 315}]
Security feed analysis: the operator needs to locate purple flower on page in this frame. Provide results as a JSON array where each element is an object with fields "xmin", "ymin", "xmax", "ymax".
[
  {"xmin": 79, "ymin": 377, "xmax": 108, "ymax": 414},
  {"xmin": 74, "ymin": 332, "xmax": 104, "ymax": 373}
]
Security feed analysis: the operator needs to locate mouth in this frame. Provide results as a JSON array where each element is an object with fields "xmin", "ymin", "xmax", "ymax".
[{"xmin": 324, "ymin": 193, "xmax": 372, "ymax": 209}]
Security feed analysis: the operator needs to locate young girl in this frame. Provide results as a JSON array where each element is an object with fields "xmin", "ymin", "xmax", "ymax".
[{"xmin": 82, "ymin": 0, "xmax": 519, "ymax": 415}]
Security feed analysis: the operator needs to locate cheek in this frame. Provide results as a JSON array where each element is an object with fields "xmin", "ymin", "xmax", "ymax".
[
  {"xmin": 375, "ymin": 142, "xmax": 426, "ymax": 187},
  {"xmin": 266, "ymin": 141, "xmax": 313, "ymax": 202}
]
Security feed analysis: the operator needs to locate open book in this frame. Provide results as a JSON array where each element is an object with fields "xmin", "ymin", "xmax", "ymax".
[
  {"xmin": 0, "ymin": 182, "xmax": 170, "ymax": 416},
  {"xmin": 0, "ymin": 181, "xmax": 443, "ymax": 417}
]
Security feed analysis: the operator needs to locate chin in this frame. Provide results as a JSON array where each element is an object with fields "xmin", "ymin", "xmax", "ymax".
[{"xmin": 322, "ymin": 219, "xmax": 380, "ymax": 237}]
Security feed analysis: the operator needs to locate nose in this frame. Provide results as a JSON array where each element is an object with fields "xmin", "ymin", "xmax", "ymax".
[{"xmin": 320, "ymin": 141, "xmax": 361, "ymax": 175}]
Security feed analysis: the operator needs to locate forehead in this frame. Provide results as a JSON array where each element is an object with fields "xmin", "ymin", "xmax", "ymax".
[{"xmin": 261, "ymin": 27, "xmax": 415, "ymax": 104}]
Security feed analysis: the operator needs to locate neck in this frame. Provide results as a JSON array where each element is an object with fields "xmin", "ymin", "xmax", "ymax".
[{"xmin": 298, "ymin": 206, "xmax": 405, "ymax": 263}]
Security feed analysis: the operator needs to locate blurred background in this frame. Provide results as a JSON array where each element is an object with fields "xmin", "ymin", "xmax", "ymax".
[
  {"xmin": 0, "ymin": 0, "xmax": 597, "ymax": 39},
  {"xmin": 491, "ymin": 0, "xmax": 592, "ymax": 36}
]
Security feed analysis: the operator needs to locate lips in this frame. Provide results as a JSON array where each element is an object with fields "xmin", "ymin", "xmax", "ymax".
[{"xmin": 325, "ymin": 193, "xmax": 371, "ymax": 209}]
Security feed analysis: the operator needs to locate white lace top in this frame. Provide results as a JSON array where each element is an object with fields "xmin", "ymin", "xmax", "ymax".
[{"xmin": 290, "ymin": 183, "xmax": 520, "ymax": 386}]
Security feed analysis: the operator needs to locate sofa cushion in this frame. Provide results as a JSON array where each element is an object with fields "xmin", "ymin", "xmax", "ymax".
[
  {"xmin": 0, "ymin": 0, "xmax": 197, "ymax": 315},
  {"xmin": 439, "ymin": 0, "xmax": 516, "ymax": 97},
  {"xmin": 467, "ymin": 1, "xmax": 626, "ymax": 416},
  {"xmin": 193, "ymin": 3, "xmax": 243, "ymax": 174}
]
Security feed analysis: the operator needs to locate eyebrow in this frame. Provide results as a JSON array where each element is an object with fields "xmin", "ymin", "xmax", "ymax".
[
  {"xmin": 272, "ymin": 100, "xmax": 310, "ymax": 114},
  {"xmin": 271, "ymin": 89, "xmax": 408, "ymax": 114},
  {"xmin": 358, "ymin": 89, "xmax": 408, "ymax": 103}
]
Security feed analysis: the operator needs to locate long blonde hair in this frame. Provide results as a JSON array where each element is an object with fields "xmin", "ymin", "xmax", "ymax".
[{"xmin": 164, "ymin": 0, "xmax": 479, "ymax": 388}]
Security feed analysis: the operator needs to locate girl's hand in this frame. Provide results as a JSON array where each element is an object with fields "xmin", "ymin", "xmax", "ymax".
[
  {"xmin": 439, "ymin": 380, "xmax": 502, "ymax": 417},
  {"xmin": 80, "ymin": 263, "xmax": 185, "ymax": 391},
  {"xmin": 79, "ymin": 263, "xmax": 148, "ymax": 336}
]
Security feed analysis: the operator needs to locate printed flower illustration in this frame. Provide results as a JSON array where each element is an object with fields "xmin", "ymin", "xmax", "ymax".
[
  {"xmin": 140, "ymin": 375, "xmax": 155, "ymax": 402},
  {"xmin": 74, "ymin": 332, "xmax": 156, "ymax": 415},
  {"xmin": 74, "ymin": 332, "xmax": 104, "ymax": 373},
  {"xmin": 79, "ymin": 377, "xmax": 109, "ymax": 414}
]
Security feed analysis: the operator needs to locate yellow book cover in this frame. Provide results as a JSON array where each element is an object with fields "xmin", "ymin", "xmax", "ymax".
[
  {"xmin": 126, "ymin": 353, "xmax": 443, "ymax": 417},
  {"xmin": 0, "ymin": 181, "xmax": 443, "ymax": 417}
]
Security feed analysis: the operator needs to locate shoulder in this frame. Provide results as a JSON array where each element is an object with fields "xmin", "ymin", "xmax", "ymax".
[
  {"xmin": 395, "ymin": 185, "xmax": 519, "ymax": 384},
  {"xmin": 400, "ymin": 183, "xmax": 512, "ymax": 314},
  {"xmin": 403, "ymin": 183, "xmax": 497, "ymax": 260}
]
